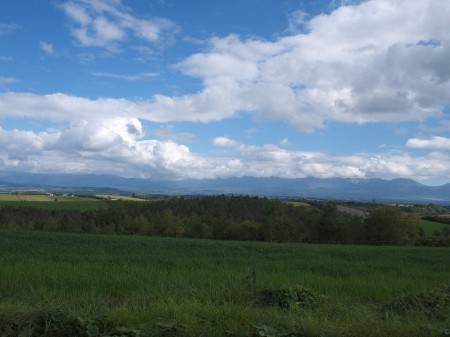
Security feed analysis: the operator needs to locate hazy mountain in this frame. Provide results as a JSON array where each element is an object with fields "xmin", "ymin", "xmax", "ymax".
[{"xmin": 0, "ymin": 171, "xmax": 449, "ymax": 203}]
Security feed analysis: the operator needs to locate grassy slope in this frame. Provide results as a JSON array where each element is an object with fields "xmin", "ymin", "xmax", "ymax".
[{"xmin": 0, "ymin": 230, "xmax": 449, "ymax": 337}]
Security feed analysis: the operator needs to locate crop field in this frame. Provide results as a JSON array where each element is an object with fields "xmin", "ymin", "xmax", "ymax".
[
  {"xmin": 0, "ymin": 194, "xmax": 110, "ymax": 210},
  {"xmin": 0, "ymin": 230, "xmax": 449, "ymax": 337},
  {"xmin": 0, "ymin": 193, "xmax": 149, "ymax": 210},
  {"xmin": 95, "ymin": 194, "xmax": 147, "ymax": 201}
]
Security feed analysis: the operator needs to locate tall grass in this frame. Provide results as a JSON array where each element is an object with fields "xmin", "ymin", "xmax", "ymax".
[{"xmin": 0, "ymin": 230, "xmax": 449, "ymax": 336}]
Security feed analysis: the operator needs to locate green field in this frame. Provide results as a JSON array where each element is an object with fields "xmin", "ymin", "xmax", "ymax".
[
  {"xmin": 0, "ymin": 194, "xmax": 110, "ymax": 210},
  {"xmin": 420, "ymin": 219, "xmax": 450, "ymax": 236},
  {"xmin": 0, "ymin": 193, "xmax": 149, "ymax": 210},
  {"xmin": 0, "ymin": 230, "xmax": 448, "ymax": 337}
]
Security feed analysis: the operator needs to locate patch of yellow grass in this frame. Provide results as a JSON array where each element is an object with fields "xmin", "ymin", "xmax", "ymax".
[{"xmin": 286, "ymin": 201, "xmax": 310, "ymax": 207}]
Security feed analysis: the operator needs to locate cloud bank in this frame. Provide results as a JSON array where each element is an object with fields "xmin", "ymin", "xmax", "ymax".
[{"xmin": 1, "ymin": 122, "xmax": 449, "ymax": 182}]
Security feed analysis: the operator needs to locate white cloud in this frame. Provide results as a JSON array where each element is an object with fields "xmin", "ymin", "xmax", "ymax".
[
  {"xmin": 213, "ymin": 137, "xmax": 239, "ymax": 147},
  {"xmin": 1, "ymin": 119, "xmax": 450, "ymax": 181},
  {"xmin": 287, "ymin": 10, "xmax": 308, "ymax": 33},
  {"xmin": 92, "ymin": 71, "xmax": 159, "ymax": 81},
  {"xmin": 0, "ymin": 77, "xmax": 18, "ymax": 84},
  {"xmin": 2, "ymin": 0, "xmax": 450, "ymax": 182},
  {"xmin": 406, "ymin": 136, "xmax": 450, "ymax": 150},
  {"xmin": 39, "ymin": 41, "xmax": 55, "ymax": 55},
  {"xmin": 280, "ymin": 138, "xmax": 292, "ymax": 146},
  {"xmin": 156, "ymin": 0, "xmax": 450, "ymax": 131},
  {"xmin": 0, "ymin": 92, "xmax": 238, "ymax": 123},
  {"xmin": 0, "ymin": 23, "xmax": 21, "ymax": 36},
  {"xmin": 9, "ymin": 0, "xmax": 450, "ymax": 130},
  {"xmin": 0, "ymin": 118, "xmax": 205, "ymax": 179},
  {"xmin": 61, "ymin": 0, "xmax": 177, "ymax": 51},
  {"xmin": 205, "ymin": 137, "xmax": 450, "ymax": 181}
]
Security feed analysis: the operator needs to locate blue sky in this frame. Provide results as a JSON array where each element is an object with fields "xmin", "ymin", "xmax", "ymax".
[{"xmin": 1, "ymin": 0, "xmax": 450, "ymax": 184}]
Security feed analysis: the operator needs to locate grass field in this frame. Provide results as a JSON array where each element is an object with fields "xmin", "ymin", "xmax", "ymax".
[
  {"xmin": 0, "ymin": 230, "xmax": 448, "ymax": 337},
  {"xmin": 420, "ymin": 219, "xmax": 450, "ymax": 236}
]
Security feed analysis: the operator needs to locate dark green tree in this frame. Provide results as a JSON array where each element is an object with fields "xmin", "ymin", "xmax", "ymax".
[{"xmin": 365, "ymin": 205, "xmax": 420, "ymax": 244}]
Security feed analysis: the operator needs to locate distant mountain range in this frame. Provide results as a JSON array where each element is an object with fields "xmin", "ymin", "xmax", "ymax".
[{"xmin": 1, "ymin": 171, "xmax": 450, "ymax": 204}]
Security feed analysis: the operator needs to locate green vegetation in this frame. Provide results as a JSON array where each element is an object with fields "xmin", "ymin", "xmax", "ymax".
[
  {"xmin": 0, "ymin": 196, "xmax": 431, "ymax": 245},
  {"xmin": 0, "ymin": 230, "xmax": 449, "ymax": 337},
  {"xmin": 420, "ymin": 219, "xmax": 450, "ymax": 236}
]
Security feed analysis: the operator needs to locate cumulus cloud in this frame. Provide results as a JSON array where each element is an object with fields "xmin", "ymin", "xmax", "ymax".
[
  {"xmin": 61, "ymin": 0, "xmax": 177, "ymax": 51},
  {"xmin": 6, "ymin": 0, "xmax": 450, "ymax": 129},
  {"xmin": 0, "ymin": 118, "xmax": 205, "ymax": 179},
  {"xmin": 213, "ymin": 137, "xmax": 239, "ymax": 147},
  {"xmin": 1, "ymin": 118, "xmax": 450, "ymax": 181},
  {"xmin": 406, "ymin": 136, "xmax": 450, "ymax": 150},
  {"xmin": 159, "ymin": 0, "xmax": 450, "ymax": 131}
]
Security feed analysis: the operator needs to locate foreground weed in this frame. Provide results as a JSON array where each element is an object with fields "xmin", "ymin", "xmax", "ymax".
[
  {"xmin": 0, "ymin": 307, "xmax": 143, "ymax": 337},
  {"xmin": 384, "ymin": 283, "xmax": 450, "ymax": 318}
]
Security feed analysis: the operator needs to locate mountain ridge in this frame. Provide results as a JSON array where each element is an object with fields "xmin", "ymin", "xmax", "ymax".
[{"xmin": 0, "ymin": 171, "xmax": 449, "ymax": 203}]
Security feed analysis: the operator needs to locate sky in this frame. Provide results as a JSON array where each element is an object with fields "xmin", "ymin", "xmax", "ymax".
[{"xmin": 0, "ymin": 0, "xmax": 450, "ymax": 185}]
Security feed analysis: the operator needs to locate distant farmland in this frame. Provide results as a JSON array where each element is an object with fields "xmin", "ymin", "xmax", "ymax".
[{"xmin": 0, "ymin": 193, "xmax": 109, "ymax": 210}]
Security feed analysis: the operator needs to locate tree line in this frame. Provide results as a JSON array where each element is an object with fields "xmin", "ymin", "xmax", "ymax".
[{"xmin": 0, "ymin": 195, "xmax": 444, "ymax": 245}]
